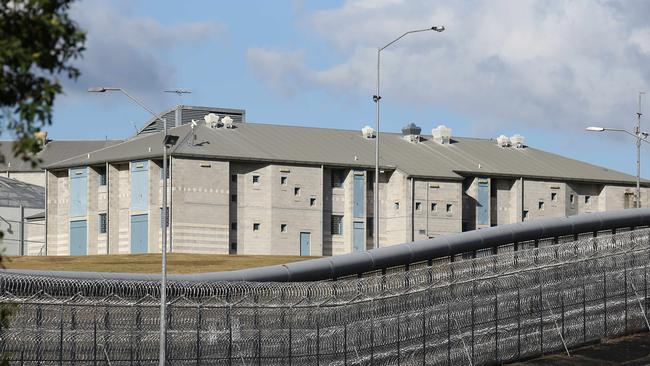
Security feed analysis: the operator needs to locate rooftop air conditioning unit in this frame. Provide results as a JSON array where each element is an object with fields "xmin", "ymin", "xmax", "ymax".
[
  {"xmin": 401, "ymin": 123, "xmax": 422, "ymax": 143},
  {"xmin": 496, "ymin": 135, "xmax": 511, "ymax": 147},
  {"xmin": 432, "ymin": 125, "xmax": 452, "ymax": 144},
  {"xmin": 204, "ymin": 113, "xmax": 220, "ymax": 129},
  {"xmin": 362, "ymin": 125, "xmax": 375, "ymax": 139},
  {"xmin": 511, "ymin": 134, "xmax": 525, "ymax": 148},
  {"xmin": 222, "ymin": 116, "xmax": 234, "ymax": 129}
]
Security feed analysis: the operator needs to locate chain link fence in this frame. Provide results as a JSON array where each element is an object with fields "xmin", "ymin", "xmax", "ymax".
[{"xmin": 1, "ymin": 228, "xmax": 650, "ymax": 365}]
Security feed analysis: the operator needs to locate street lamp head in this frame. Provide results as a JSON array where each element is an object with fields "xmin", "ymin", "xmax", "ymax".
[
  {"xmin": 431, "ymin": 26, "xmax": 445, "ymax": 32},
  {"xmin": 586, "ymin": 126, "xmax": 605, "ymax": 132},
  {"xmin": 87, "ymin": 86, "xmax": 120, "ymax": 93}
]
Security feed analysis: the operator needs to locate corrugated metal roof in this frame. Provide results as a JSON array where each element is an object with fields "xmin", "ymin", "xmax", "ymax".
[
  {"xmin": 0, "ymin": 176, "xmax": 44, "ymax": 208},
  {"xmin": 137, "ymin": 105, "xmax": 246, "ymax": 135},
  {"xmin": 0, "ymin": 140, "xmax": 122, "ymax": 172},
  {"xmin": 44, "ymin": 121, "xmax": 647, "ymax": 185}
]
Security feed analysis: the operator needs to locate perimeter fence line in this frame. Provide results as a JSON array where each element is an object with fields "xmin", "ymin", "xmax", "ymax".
[{"xmin": 1, "ymin": 227, "xmax": 650, "ymax": 365}]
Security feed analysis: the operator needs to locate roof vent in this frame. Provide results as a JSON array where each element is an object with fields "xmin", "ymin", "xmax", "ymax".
[
  {"xmin": 432, "ymin": 125, "xmax": 452, "ymax": 144},
  {"xmin": 204, "ymin": 113, "xmax": 220, "ymax": 128},
  {"xmin": 362, "ymin": 125, "xmax": 375, "ymax": 139},
  {"xmin": 496, "ymin": 135, "xmax": 511, "ymax": 147},
  {"xmin": 402, "ymin": 123, "xmax": 422, "ymax": 143},
  {"xmin": 510, "ymin": 134, "xmax": 525, "ymax": 148},
  {"xmin": 222, "ymin": 116, "xmax": 234, "ymax": 129}
]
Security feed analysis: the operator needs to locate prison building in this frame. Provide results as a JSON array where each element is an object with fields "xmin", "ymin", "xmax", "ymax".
[
  {"xmin": 42, "ymin": 114, "xmax": 649, "ymax": 257},
  {"xmin": 0, "ymin": 139, "xmax": 122, "ymax": 187},
  {"xmin": 0, "ymin": 176, "xmax": 45, "ymax": 255}
]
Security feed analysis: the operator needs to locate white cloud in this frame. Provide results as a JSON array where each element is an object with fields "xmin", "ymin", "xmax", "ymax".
[{"xmin": 247, "ymin": 0, "xmax": 650, "ymax": 133}]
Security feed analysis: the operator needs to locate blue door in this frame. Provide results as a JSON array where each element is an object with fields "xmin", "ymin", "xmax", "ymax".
[
  {"xmin": 69, "ymin": 168, "xmax": 88, "ymax": 217},
  {"xmin": 131, "ymin": 214, "xmax": 148, "ymax": 254},
  {"xmin": 353, "ymin": 221, "xmax": 365, "ymax": 252},
  {"xmin": 477, "ymin": 179, "xmax": 489, "ymax": 225},
  {"xmin": 131, "ymin": 161, "xmax": 149, "ymax": 211},
  {"xmin": 353, "ymin": 173, "xmax": 365, "ymax": 218},
  {"xmin": 300, "ymin": 232, "xmax": 311, "ymax": 256},
  {"xmin": 70, "ymin": 220, "xmax": 87, "ymax": 256}
]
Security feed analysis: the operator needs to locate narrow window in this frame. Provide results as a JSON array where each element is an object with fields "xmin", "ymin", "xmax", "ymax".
[
  {"xmin": 551, "ymin": 192, "xmax": 557, "ymax": 202},
  {"xmin": 367, "ymin": 217, "xmax": 373, "ymax": 238},
  {"xmin": 418, "ymin": 229, "xmax": 426, "ymax": 235},
  {"xmin": 281, "ymin": 224, "xmax": 287, "ymax": 233},
  {"xmin": 331, "ymin": 215, "xmax": 343, "ymax": 235},
  {"xmin": 570, "ymin": 194, "xmax": 575, "ymax": 204},
  {"xmin": 538, "ymin": 201, "xmax": 544, "ymax": 210},
  {"xmin": 415, "ymin": 202, "xmax": 422, "ymax": 211},
  {"xmin": 231, "ymin": 174, "xmax": 237, "ymax": 183},
  {"xmin": 253, "ymin": 223, "xmax": 260, "ymax": 231},
  {"xmin": 446, "ymin": 203, "xmax": 453, "ymax": 213},
  {"xmin": 231, "ymin": 194, "xmax": 237, "ymax": 202},
  {"xmin": 98, "ymin": 167, "xmax": 107, "ymax": 186},
  {"xmin": 394, "ymin": 202, "xmax": 400, "ymax": 210},
  {"xmin": 310, "ymin": 197, "xmax": 316, "ymax": 206},
  {"xmin": 230, "ymin": 242, "xmax": 237, "ymax": 254},
  {"xmin": 431, "ymin": 203, "xmax": 437, "ymax": 212},
  {"xmin": 281, "ymin": 176, "xmax": 288, "ymax": 186},
  {"xmin": 159, "ymin": 207, "xmax": 169, "ymax": 227},
  {"xmin": 294, "ymin": 187, "xmax": 301, "ymax": 196},
  {"xmin": 99, "ymin": 213, "xmax": 107, "ymax": 233},
  {"xmin": 231, "ymin": 222, "xmax": 237, "ymax": 230},
  {"xmin": 523, "ymin": 210, "xmax": 529, "ymax": 220},
  {"xmin": 252, "ymin": 175, "xmax": 260, "ymax": 184},
  {"xmin": 331, "ymin": 169, "xmax": 345, "ymax": 188},
  {"xmin": 585, "ymin": 195, "xmax": 591, "ymax": 204}
]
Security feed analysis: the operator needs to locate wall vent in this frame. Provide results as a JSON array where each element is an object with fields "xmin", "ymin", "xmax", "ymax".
[
  {"xmin": 496, "ymin": 135, "xmax": 511, "ymax": 147},
  {"xmin": 362, "ymin": 125, "xmax": 375, "ymax": 139},
  {"xmin": 401, "ymin": 123, "xmax": 422, "ymax": 143},
  {"xmin": 432, "ymin": 125, "xmax": 452, "ymax": 144},
  {"xmin": 511, "ymin": 134, "xmax": 525, "ymax": 148}
]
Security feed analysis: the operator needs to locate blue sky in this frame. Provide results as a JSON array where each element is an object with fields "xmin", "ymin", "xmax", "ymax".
[{"xmin": 48, "ymin": 0, "xmax": 650, "ymax": 177}]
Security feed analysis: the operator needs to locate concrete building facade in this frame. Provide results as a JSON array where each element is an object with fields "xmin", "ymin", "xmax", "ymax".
[{"xmin": 42, "ymin": 113, "xmax": 650, "ymax": 257}]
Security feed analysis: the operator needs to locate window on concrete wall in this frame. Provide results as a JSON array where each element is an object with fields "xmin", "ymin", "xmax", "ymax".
[
  {"xmin": 294, "ymin": 187, "xmax": 301, "ymax": 196},
  {"xmin": 310, "ymin": 197, "xmax": 316, "ymax": 206},
  {"xmin": 446, "ymin": 203, "xmax": 453, "ymax": 213},
  {"xmin": 331, "ymin": 215, "xmax": 343, "ymax": 235},
  {"xmin": 538, "ymin": 201, "xmax": 544, "ymax": 210},
  {"xmin": 523, "ymin": 210, "xmax": 529, "ymax": 220},
  {"xmin": 415, "ymin": 202, "xmax": 422, "ymax": 211},
  {"xmin": 230, "ymin": 242, "xmax": 237, "ymax": 254},
  {"xmin": 394, "ymin": 202, "xmax": 400, "ymax": 210},
  {"xmin": 585, "ymin": 195, "xmax": 591, "ymax": 204},
  {"xmin": 367, "ymin": 217, "xmax": 373, "ymax": 238},
  {"xmin": 331, "ymin": 169, "xmax": 345, "ymax": 188},
  {"xmin": 98, "ymin": 167, "xmax": 107, "ymax": 186},
  {"xmin": 418, "ymin": 229, "xmax": 426, "ymax": 235},
  {"xmin": 570, "ymin": 194, "xmax": 575, "ymax": 204},
  {"xmin": 231, "ymin": 222, "xmax": 237, "ymax": 230},
  {"xmin": 231, "ymin": 194, "xmax": 237, "ymax": 202},
  {"xmin": 281, "ymin": 176, "xmax": 288, "ymax": 186},
  {"xmin": 253, "ymin": 223, "xmax": 260, "ymax": 231},
  {"xmin": 231, "ymin": 174, "xmax": 237, "ymax": 183},
  {"xmin": 431, "ymin": 203, "xmax": 437, "ymax": 212},
  {"xmin": 99, "ymin": 213, "xmax": 107, "ymax": 234},
  {"xmin": 281, "ymin": 224, "xmax": 287, "ymax": 233},
  {"xmin": 551, "ymin": 192, "xmax": 557, "ymax": 202},
  {"xmin": 252, "ymin": 175, "xmax": 260, "ymax": 185}
]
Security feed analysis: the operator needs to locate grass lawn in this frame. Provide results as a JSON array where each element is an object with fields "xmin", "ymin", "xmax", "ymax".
[{"xmin": 2, "ymin": 253, "xmax": 317, "ymax": 274}]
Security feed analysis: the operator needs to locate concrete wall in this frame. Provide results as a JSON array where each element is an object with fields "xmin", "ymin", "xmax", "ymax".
[
  {"xmin": 46, "ymin": 170, "xmax": 68, "ymax": 255},
  {"xmin": 2, "ymin": 171, "xmax": 45, "ymax": 187},
  {"xmin": 412, "ymin": 179, "xmax": 463, "ymax": 241}
]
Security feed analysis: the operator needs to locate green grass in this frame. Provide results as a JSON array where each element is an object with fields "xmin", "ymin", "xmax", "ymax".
[{"xmin": 2, "ymin": 253, "xmax": 317, "ymax": 274}]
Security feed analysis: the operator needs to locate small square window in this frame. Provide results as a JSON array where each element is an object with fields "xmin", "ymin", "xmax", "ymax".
[
  {"xmin": 253, "ymin": 223, "xmax": 260, "ymax": 231},
  {"xmin": 231, "ymin": 174, "xmax": 237, "ymax": 183},
  {"xmin": 230, "ymin": 242, "xmax": 237, "ymax": 250},
  {"xmin": 281, "ymin": 176, "xmax": 288, "ymax": 186},
  {"xmin": 331, "ymin": 215, "xmax": 343, "ymax": 235},
  {"xmin": 99, "ymin": 213, "xmax": 107, "ymax": 233},
  {"xmin": 551, "ymin": 192, "xmax": 557, "ymax": 202},
  {"xmin": 98, "ymin": 167, "xmax": 107, "ymax": 186},
  {"xmin": 294, "ymin": 187, "xmax": 301, "ymax": 196},
  {"xmin": 523, "ymin": 210, "xmax": 529, "ymax": 220},
  {"xmin": 415, "ymin": 202, "xmax": 422, "ymax": 211},
  {"xmin": 446, "ymin": 204, "xmax": 453, "ymax": 213},
  {"xmin": 418, "ymin": 229, "xmax": 426, "ymax": 235},
  {"xmin": 394, "ymin": 202, "xmax": 400, "ymax": 210},
  {"xmin": 252, "ymin": 175, "xmax": 260, "ymax": 184},
  {"xmin": 538, "ymin": 201, "xmax": 544, "ymax": 210},
  {"xmin": 585, "ymin": 195, "xmax": 591, "ymax": 204},
  {"xmin": 431, "ymin": 203, "xmax": 437, "ymax": 212},
  {"xmin": 281, "ymin": 224, "xmax": 287, "ymax": 233},
  {"xmin": 570, "ymin": 194, "xmax": 575, "ymax": 204},
  {"xmin": 231, "ymin": 194, "xmax": 237, "ymax": 202},
  {"xmin": 310, "ymin": 197, "xmax": 316, "ymax": 206},
  {"xmin": 231, "ymin": 222, "xmax": 237, "ymax": 230}
]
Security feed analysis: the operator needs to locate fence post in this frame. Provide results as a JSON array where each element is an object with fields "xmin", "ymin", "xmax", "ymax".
[
  {"xmin": 447, "ymin": 302, "xmax": 451, "ymax": 366},
  {"xmin": 422, "ymin": 306, "xmax": 426, "ymax": 365},
  {"xmin": 344, "ymin": 322, "xmax": 348, "ymax": 366},
  {"xmin": 517, "ymin": 279, "xmax": 521, "ymax": 359},
  {"xmin": 471, "ymin": 283, "xmax": 475, "ymax": 364},
  {"xmin": 603, "ymin": 270, "xmax": 608, "ymax": 336},
  {"xmin": 228, "ymin": 305, "xmax": 233, "ymax": 366},
  {"xmin": 583, "ymin": 277, "xmax": 586, "ymax": 343},
  {"xmin": 196, "ymin": 306, "xmax": 201, "ymax": 366},
  {"xmin": 539, "ymin": 278, "xmax": 543, "ymax": 355},
  {"xmin": 93, "ymin": 310, "xmax": 97, "ymax": 366},
  {"xmin": 59, "ymin": 305, "xmax": 64, "ymax": 366},
  {"xmin": 19, "ymin": 204, "xmax": 24, "ymax": 256},
  {"xmin": 625, "ymin": 256, "xmax": 629, "ymax": 333},
  {"xmin": 495, "ymin": 279, "xmax": 499, "ymax": 363}
]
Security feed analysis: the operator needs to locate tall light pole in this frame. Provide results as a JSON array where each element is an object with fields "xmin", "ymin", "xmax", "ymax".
[
  {"xmin": 586, "ymin": 92, "xmax": 648, "ymax": 208},
  {"xmin": 88, "ymin": 87, "xmax": 178, "ymax": 365},
  {"xmin": 373, "ymin": 26, "xmax": 444, "ymax": 248}
]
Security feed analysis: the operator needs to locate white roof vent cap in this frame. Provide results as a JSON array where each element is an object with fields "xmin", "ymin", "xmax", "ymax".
[
  {"xmin": 222, "ymin": 116, "xmax": 234, "ymax": 129},
  {"xmin": 204, "ymin": 113, "xmax": 220, "ymax": 128},
  {"xmin": 432, "ymin": 125, "xmax": 452, "ymax": 144},
  {"xmin": 496, "ymin": 135, "xmax": 511, "ymax": 147},
  {"xmin": 362, "ymin": 125, "xmax": 375, "ymax": 139},
  {"xmin": 510, "ymin": 134, "xmax": 525, "ymax": 148}
]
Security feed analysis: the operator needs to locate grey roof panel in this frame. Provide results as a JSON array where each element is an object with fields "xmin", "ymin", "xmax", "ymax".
[
  {"xmin": 0, "ymin": 176, "xmax": 44, "ymax": 208},
  {"xmin": 44, "ymin": 121, "xmax": 646, "ymax": 185}
]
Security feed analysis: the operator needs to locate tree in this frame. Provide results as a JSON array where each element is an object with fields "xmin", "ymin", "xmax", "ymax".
[{"xmin": 0, "ymin": 1, "xmax": 85, "ymax": 363}]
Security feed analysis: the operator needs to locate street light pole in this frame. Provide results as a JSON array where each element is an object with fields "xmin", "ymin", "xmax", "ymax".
[
  {"xmin": 373, "ymin": 26, "xmax": 444, "ymax": 248},
  {"xmin": 88, "ymin": 87, "xmax": 176, "ymax": 366}
]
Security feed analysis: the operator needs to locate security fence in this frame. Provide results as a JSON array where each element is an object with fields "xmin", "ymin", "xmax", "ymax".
[{"xmin": 1, "ymin": 227, "xmax": 650, "ymax": 365}]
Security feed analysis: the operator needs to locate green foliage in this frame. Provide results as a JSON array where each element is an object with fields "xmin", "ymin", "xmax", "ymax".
[
  {"xmin": 0, "ymin": 0, "xmax": 85, "ymax": 164},
  {"xmin": 0, "ymin": 1, "xmax": 85, "ymax": 363}
]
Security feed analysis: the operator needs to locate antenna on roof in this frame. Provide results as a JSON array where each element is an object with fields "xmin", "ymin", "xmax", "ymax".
[{"xmin": 164, "ymin": 89, "xmax": 192, "ymax": 105}]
